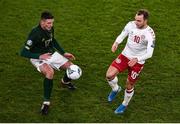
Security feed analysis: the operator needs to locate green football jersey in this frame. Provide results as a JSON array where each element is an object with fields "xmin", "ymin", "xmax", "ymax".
[{"xmin": 20, "ymin": 24, "xmax": 65, "ymax": 59}]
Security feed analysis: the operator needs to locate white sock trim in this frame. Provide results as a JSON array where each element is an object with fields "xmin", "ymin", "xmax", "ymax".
[
  {"xmin": 43, "ymin": 101, "xmax": 50, "ymax": 105},
  {"xmin": 108, "ymin": 76, "xmax": 119, "ymax": 91},
  {"xmin": 61, "ymin": 78, "xmax": 70, "ymax": 84},
  {"xmin": 126, "ymin": 88, "xmax": 134, "ymax": 93},
  {"xmin": 122, "ymin": 89, "xmax": 134, "ymax": 106}
]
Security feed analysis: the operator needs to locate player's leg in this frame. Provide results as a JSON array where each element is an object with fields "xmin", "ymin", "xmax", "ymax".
[
  {"xmin": 39, "ymin": 63, "xmax": 54, "ymax": 115},
  {"xmin": 122, "ymin": 80, "xmax": 135, "ymax": 107},
  {"xmin": 114, "ymin": 79, "xmax": 135, "ymax": 114},
  {"xmin": 106, "ymin": 54, "xmax": 129, "ymax": 102},
  {"xmin": 115, "ymin": 63, "xmax": 144, "ymax": 114},
  {"xmin": 106, "ymin": 66, "xmax": 119, "ymax": 91},
  {"xmin": 60, "ymin": 61, "xmax": 77, "ymax": 90},
  {"xmin": 106, "ymin": 65, "xmax": 121, "ymax": 102},
  {"xmin": 30, "ymin": 59, "xmax": 55, "ymax": 115},
  {"xmin": 47, "ymin": 52, "xmax": 77, "ymax": 90}
]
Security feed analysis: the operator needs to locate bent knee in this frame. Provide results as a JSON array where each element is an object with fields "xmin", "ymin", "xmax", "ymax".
[
  {"xmin": 40, "ymin": 64, "xmax": 54, "ymax": 79},
  {"xmin": 106, "ymin": 72, "xmax": 116, "ymax": 81},
  {"xmin": 126, "ymin": 79, "xmax": 135, "ymax": 90},
  {"xmin": 46, "ymin": 69, "xmax": 54, "ymax": 79},
  {"xmin": 106, "ymin": 66, "xmax": 119, "ymax": 81}
]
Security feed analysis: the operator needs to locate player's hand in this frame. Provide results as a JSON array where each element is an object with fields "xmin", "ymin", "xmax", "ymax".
[
  {"xmin": 39, "ymin": 53, "xmax": 52, "ymax": 60},
  {"xmin": 64, "ymin": 53, "xmax": 75, "ymax": 61},
  {"xmin": 128, "ymin": 58, "xmax": 138, "ymax": 67},
  {"xmin": 111, "ymin": 42, "xmax": 119, "ymax": 53}
]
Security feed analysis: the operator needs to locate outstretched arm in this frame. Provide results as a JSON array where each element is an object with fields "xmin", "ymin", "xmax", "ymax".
[
  {"xmin": 53, "ymin": 38, "xmax": 75, "ymax": 60},
  {"xmin": 53, "ymin": 38, "xmax": 65, "ymax": 55},
  {"xmin": 112, "ymin": 22, "xmax": 130, "ymax": 53}
]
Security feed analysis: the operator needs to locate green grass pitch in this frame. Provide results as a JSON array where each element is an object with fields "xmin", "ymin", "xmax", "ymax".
[{"xmin": 0, "ymin": 0, "xmax": 179, "ymax": 122}]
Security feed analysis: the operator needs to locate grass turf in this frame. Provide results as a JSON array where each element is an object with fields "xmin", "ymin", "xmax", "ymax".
[{"xmin": 0, "ymin": 0, "xmax": 179, "ymax": 122}]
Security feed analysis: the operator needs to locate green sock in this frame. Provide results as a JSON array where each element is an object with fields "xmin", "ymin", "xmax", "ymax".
[
  {"xmin": 63, "ymin": 72, "xmax": 72, "ymax": 83},
  {"xmin": 43, "ymin": 78, "xmax": 53, "ymax": 101}
]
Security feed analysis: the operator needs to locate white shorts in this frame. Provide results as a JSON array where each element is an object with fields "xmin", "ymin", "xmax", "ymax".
[{"xmin": 30, "ymin": 52, "xmax": 68, "ymax": 72}]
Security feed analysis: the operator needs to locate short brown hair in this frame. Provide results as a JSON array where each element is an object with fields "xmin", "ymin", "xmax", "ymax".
[
  {"xmin": 137, "ymin": 9, "xmax": 149, "ymax": 20},
  {"xmin": 41, "ymin": 11, "xmax": 54, "ymax": 20}
]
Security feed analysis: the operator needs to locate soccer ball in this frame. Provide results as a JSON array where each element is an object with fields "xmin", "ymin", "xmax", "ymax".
[{"xmin": 66, "ymin": 65, "xmax": 82, "ymax": 80}]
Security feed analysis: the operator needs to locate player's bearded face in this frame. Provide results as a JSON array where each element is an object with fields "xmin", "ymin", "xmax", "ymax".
[
  {"xmin": 135, "ymin": 14, "xmax": 147, "ymax": 29},
  {"xmin": 41, "ymin": 19, "xmax": 54, "ymax": 31}
]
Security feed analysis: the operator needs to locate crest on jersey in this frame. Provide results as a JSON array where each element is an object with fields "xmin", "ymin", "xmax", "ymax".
[
  {"xmin": 141, "ymin": 35, "xmax": 145, "ymax": 40},
  {"xmin": 115, "ymin": 58, "xmax": 121, "ymax": 64},
  {"xmin": 26, "ymin": 40, "xmax": 32, "ymax": 46}
]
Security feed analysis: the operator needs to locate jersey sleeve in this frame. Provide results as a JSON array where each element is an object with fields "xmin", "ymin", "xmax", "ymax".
[
  {"xmin": 115, "ymin": 22, "xmax": 131, "ymax": 44},
  {"xmin": 137, "ymin": 30, "xmax": 155, "ymax": 61},
  {"xmin": 20, "ymin": 30, "xmax": 41, "ymax": 59}
]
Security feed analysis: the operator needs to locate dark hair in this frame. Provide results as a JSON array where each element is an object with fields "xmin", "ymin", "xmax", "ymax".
[
  {"xmin": 137, "ymin": 9, "xmax": 149, "ymax": 20},
  {"xmin": 41, "ymin": 11, "xmax": 54, "ymax": 19}
]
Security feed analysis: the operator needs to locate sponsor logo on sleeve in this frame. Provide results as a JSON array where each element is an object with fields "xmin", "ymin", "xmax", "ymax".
[{"xmin": 26, "ymin": 40, "xmax": 33, "ymax": 46}]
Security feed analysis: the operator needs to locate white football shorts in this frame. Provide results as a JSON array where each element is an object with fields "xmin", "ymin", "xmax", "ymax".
[{"xmin": 30, "ymin": 52, "xmax": 68, "ymax": 72}]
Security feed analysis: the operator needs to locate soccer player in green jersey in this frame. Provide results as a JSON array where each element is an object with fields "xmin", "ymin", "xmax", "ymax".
[{"xmin": 20, "ymin": 11, "xmax": 81, "ymax": 115}]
